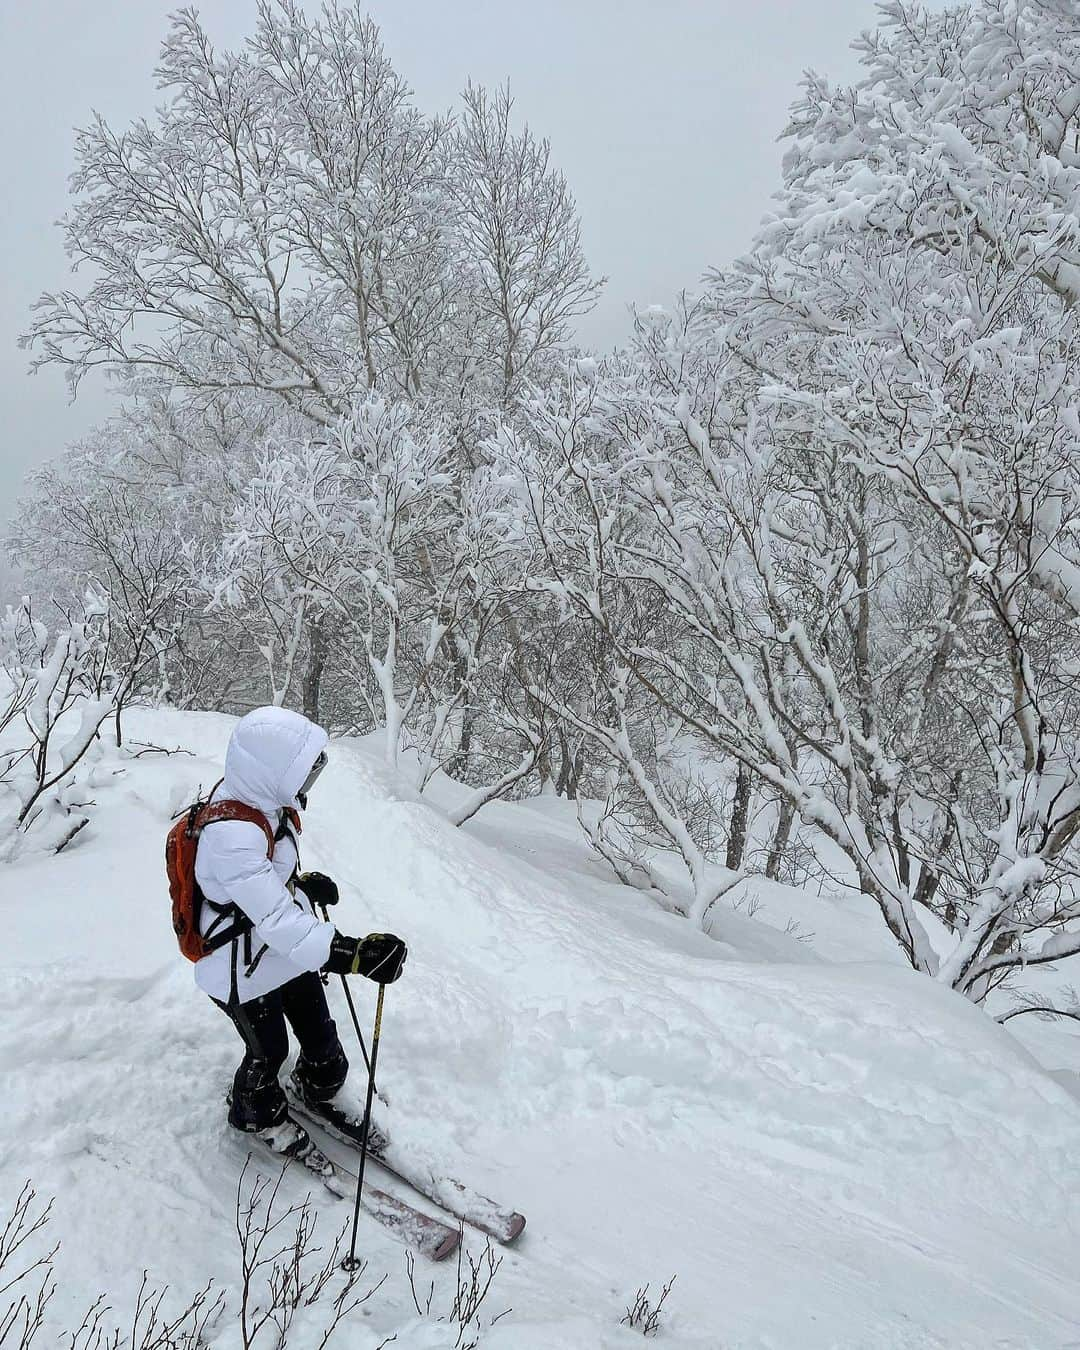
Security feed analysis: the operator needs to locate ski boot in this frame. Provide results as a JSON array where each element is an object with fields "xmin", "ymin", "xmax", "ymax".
[
  {"xmin": 226, "ymin": 1089, "xmax": 336, "ymax": 1176},
  {"xmin": 288, "ymin": 1069, "xmax": 390, "ymax": 1153}
]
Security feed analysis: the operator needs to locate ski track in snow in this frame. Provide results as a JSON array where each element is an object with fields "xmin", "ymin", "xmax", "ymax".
[{"xmin": 3, "ymin": 708, "xmax": 1080, "ymax": 1349}]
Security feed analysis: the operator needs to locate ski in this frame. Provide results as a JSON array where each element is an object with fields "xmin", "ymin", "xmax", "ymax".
[
  {"xmin": 236, "ymin": 1129, "xmax": 461, "ymax": 1262},
  {"xmin": 286, "ymin": 1087, "xmax": 526, "ymax": 1245}
]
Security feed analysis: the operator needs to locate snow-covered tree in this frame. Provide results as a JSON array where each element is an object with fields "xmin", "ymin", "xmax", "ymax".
[
  {"xmin": 16, "ymin": 1, "xmax": 600, "ymax": 811},
  {"xmin": 497, "ymin": 0, "xmax": 1080, "ymax": 997},
  {"xmin": 452, "ymin": 82, "xmax": 603, "ymax": 407},
  {"xmin": 23, "ymin": 3, "xmax": 600, "ymax": 428},
  {"xmin": 722, "ymin": 0, "xmax": 1080, "ymax": 997}
]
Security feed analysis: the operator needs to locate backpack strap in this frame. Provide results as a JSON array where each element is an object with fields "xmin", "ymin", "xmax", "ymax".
[
  {"xmin": 191, "ymin": 800, "xmax": 278, "ymax": 977},
  {"xmin": 192, "ymin": 799, "xmax": 303, "ymax": 1004},
  {"xmin": 194, "ymin": 799, "xmax": 277, "ymax": 855}
]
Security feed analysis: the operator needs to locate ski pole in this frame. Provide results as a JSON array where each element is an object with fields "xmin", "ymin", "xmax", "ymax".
[
  {"xmin": 341, "ymin": 980, "xmax": 386, "ymax": 1274},
  {"xmin": 319, "ymin": 902, "xmax": 373, "ymax": 1079}
]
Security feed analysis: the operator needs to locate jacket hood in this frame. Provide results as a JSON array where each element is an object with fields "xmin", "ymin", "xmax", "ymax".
[{"xmin": 222, "ymin": 707, "xmax": 329, "ymax": 816}]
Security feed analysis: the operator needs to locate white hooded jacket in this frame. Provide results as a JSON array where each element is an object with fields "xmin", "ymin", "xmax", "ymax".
[{"xmin": 193, "ymin": 707, "xmax": 335, "ymax": 1004}]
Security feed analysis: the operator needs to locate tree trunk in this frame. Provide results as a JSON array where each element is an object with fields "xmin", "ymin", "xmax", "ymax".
[
  {"xmin": 303, "ymin": 620, "xmax": 326, "ymax": 723},
  {"xmin": 443, "ymin": 698, "xmax": 475, "ymax": 783},
  {"xmin": 725, "ymin": 763, "xmax": 752, "ymax": 871},
  {"xmin": 765, "ymin": 797, "xmax": 795, "ymax": 880},
  {"xmin": 555, "ymin": 727, "xmax": 585, "ymax": 799}
]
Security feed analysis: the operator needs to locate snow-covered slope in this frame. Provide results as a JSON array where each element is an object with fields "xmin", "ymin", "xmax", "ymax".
[{"xmin": 4, "ymin": 709, "xmax": 1080, "ymax": 1349}]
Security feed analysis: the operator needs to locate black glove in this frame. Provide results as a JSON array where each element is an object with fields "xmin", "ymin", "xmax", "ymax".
[
  {"xmin": 324, "ymin": 931, "xmax": 408, "ymax": 984},
  {"xmin": 295, "ymin": 871, "xmax": 339, "ymax": 908}
]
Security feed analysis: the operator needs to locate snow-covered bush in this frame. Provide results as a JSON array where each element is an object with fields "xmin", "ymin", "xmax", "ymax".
[
  {"xmin": 9, "ymin": 438, "xmax": 191, "ymax": 719},
  {"xmin": 0, "ymin": 595, "xmax": 130, "ymax": 860},
  {"xmin": 622, "ymin": 1276, "xmax": 677, "ymax": 1339},
  {"xmin": 0, "ymin": 1169, "xmax": 389, "ymax": 1350},
  {"xmin": 405, "ymin": 1236, "xmax": 509, "ymax": 1349}
]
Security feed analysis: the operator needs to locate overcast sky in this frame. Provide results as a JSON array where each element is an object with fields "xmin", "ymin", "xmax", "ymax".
[{"xmin": 0, "ymin": 0, "xmax": 891, "ymax": 525}]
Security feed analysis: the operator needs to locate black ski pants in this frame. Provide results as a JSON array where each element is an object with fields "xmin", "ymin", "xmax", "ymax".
[{"xmin": 215, "ymin": 971, "xmax": 349, "ymax": 1132}]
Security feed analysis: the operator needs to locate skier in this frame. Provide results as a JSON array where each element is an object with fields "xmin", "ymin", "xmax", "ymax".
[{"xmin": 189, "ymin": 705, "xmax": 407, "ymax": 1160}]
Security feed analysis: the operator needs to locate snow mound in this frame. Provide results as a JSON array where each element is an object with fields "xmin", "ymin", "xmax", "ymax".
[{"xmin": 3, "ymin": 708, "xmax": 1080, "ymax": 1349}]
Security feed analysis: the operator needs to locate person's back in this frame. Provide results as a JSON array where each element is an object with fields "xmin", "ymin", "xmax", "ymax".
[
  {"xmin": 190, "ymin": 706, "xmax": 407, "ymax": 1159},
  {"xmin": 194, "ymin": 706, "xmax": 334, "ymax": 1006}
]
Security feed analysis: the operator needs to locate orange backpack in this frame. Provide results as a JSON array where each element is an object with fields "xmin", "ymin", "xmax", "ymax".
[{"xmin": 165, "ymin": 788, "xmax": 300, "ymax": 962}]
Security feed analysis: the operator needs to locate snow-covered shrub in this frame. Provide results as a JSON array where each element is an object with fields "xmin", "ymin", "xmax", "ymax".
[
  {"xmin": 0, "ymin": 595, "xmax": 130, "ymax": 860},
  {"xmin": 622, "ymin": 1275, "xmax": 677, "ymax": 1339},
  {"xmin": 232, "ymin": 1160, "xmax": 386, "ymax": 1348},
  {"xmin": 0, "ymin": 1180, "xmax": 220, "ymax": 1349},
  {"xmin": 0, "ymin": 1169, "xmax": 390, "ymax": 1350},
  {"xmin": 7, "ymin": 408, "xmax": 232, "ymax": 718},
  {"xmin": 405, "ymin": 1235, "xmax": 509, "ymax": 1350}
]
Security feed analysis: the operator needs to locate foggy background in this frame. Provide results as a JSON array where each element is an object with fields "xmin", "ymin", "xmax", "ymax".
[{"xmin": 0, "ymin": 0, "xmax": 892, "ymax": 532}]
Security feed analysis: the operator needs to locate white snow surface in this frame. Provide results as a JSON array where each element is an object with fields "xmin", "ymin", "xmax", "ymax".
[{"xmin": 3, "ymin": 708, "xmax": 1080, "ymax": 1349}]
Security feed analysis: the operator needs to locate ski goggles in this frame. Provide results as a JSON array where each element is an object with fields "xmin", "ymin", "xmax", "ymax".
[{"xmin": 299, "ymin": 749, "xmax": 329, "ymax": 799}]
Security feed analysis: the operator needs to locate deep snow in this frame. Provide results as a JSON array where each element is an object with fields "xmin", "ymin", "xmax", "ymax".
[{"xmin": 3, "ymin": 708, "xmax": 1080, "ymax": 1349}]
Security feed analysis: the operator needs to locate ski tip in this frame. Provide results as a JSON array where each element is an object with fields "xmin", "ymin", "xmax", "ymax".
[{"xmin": 433, "ymin": 1228, "xmax": 462, "ymax": 1262}]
